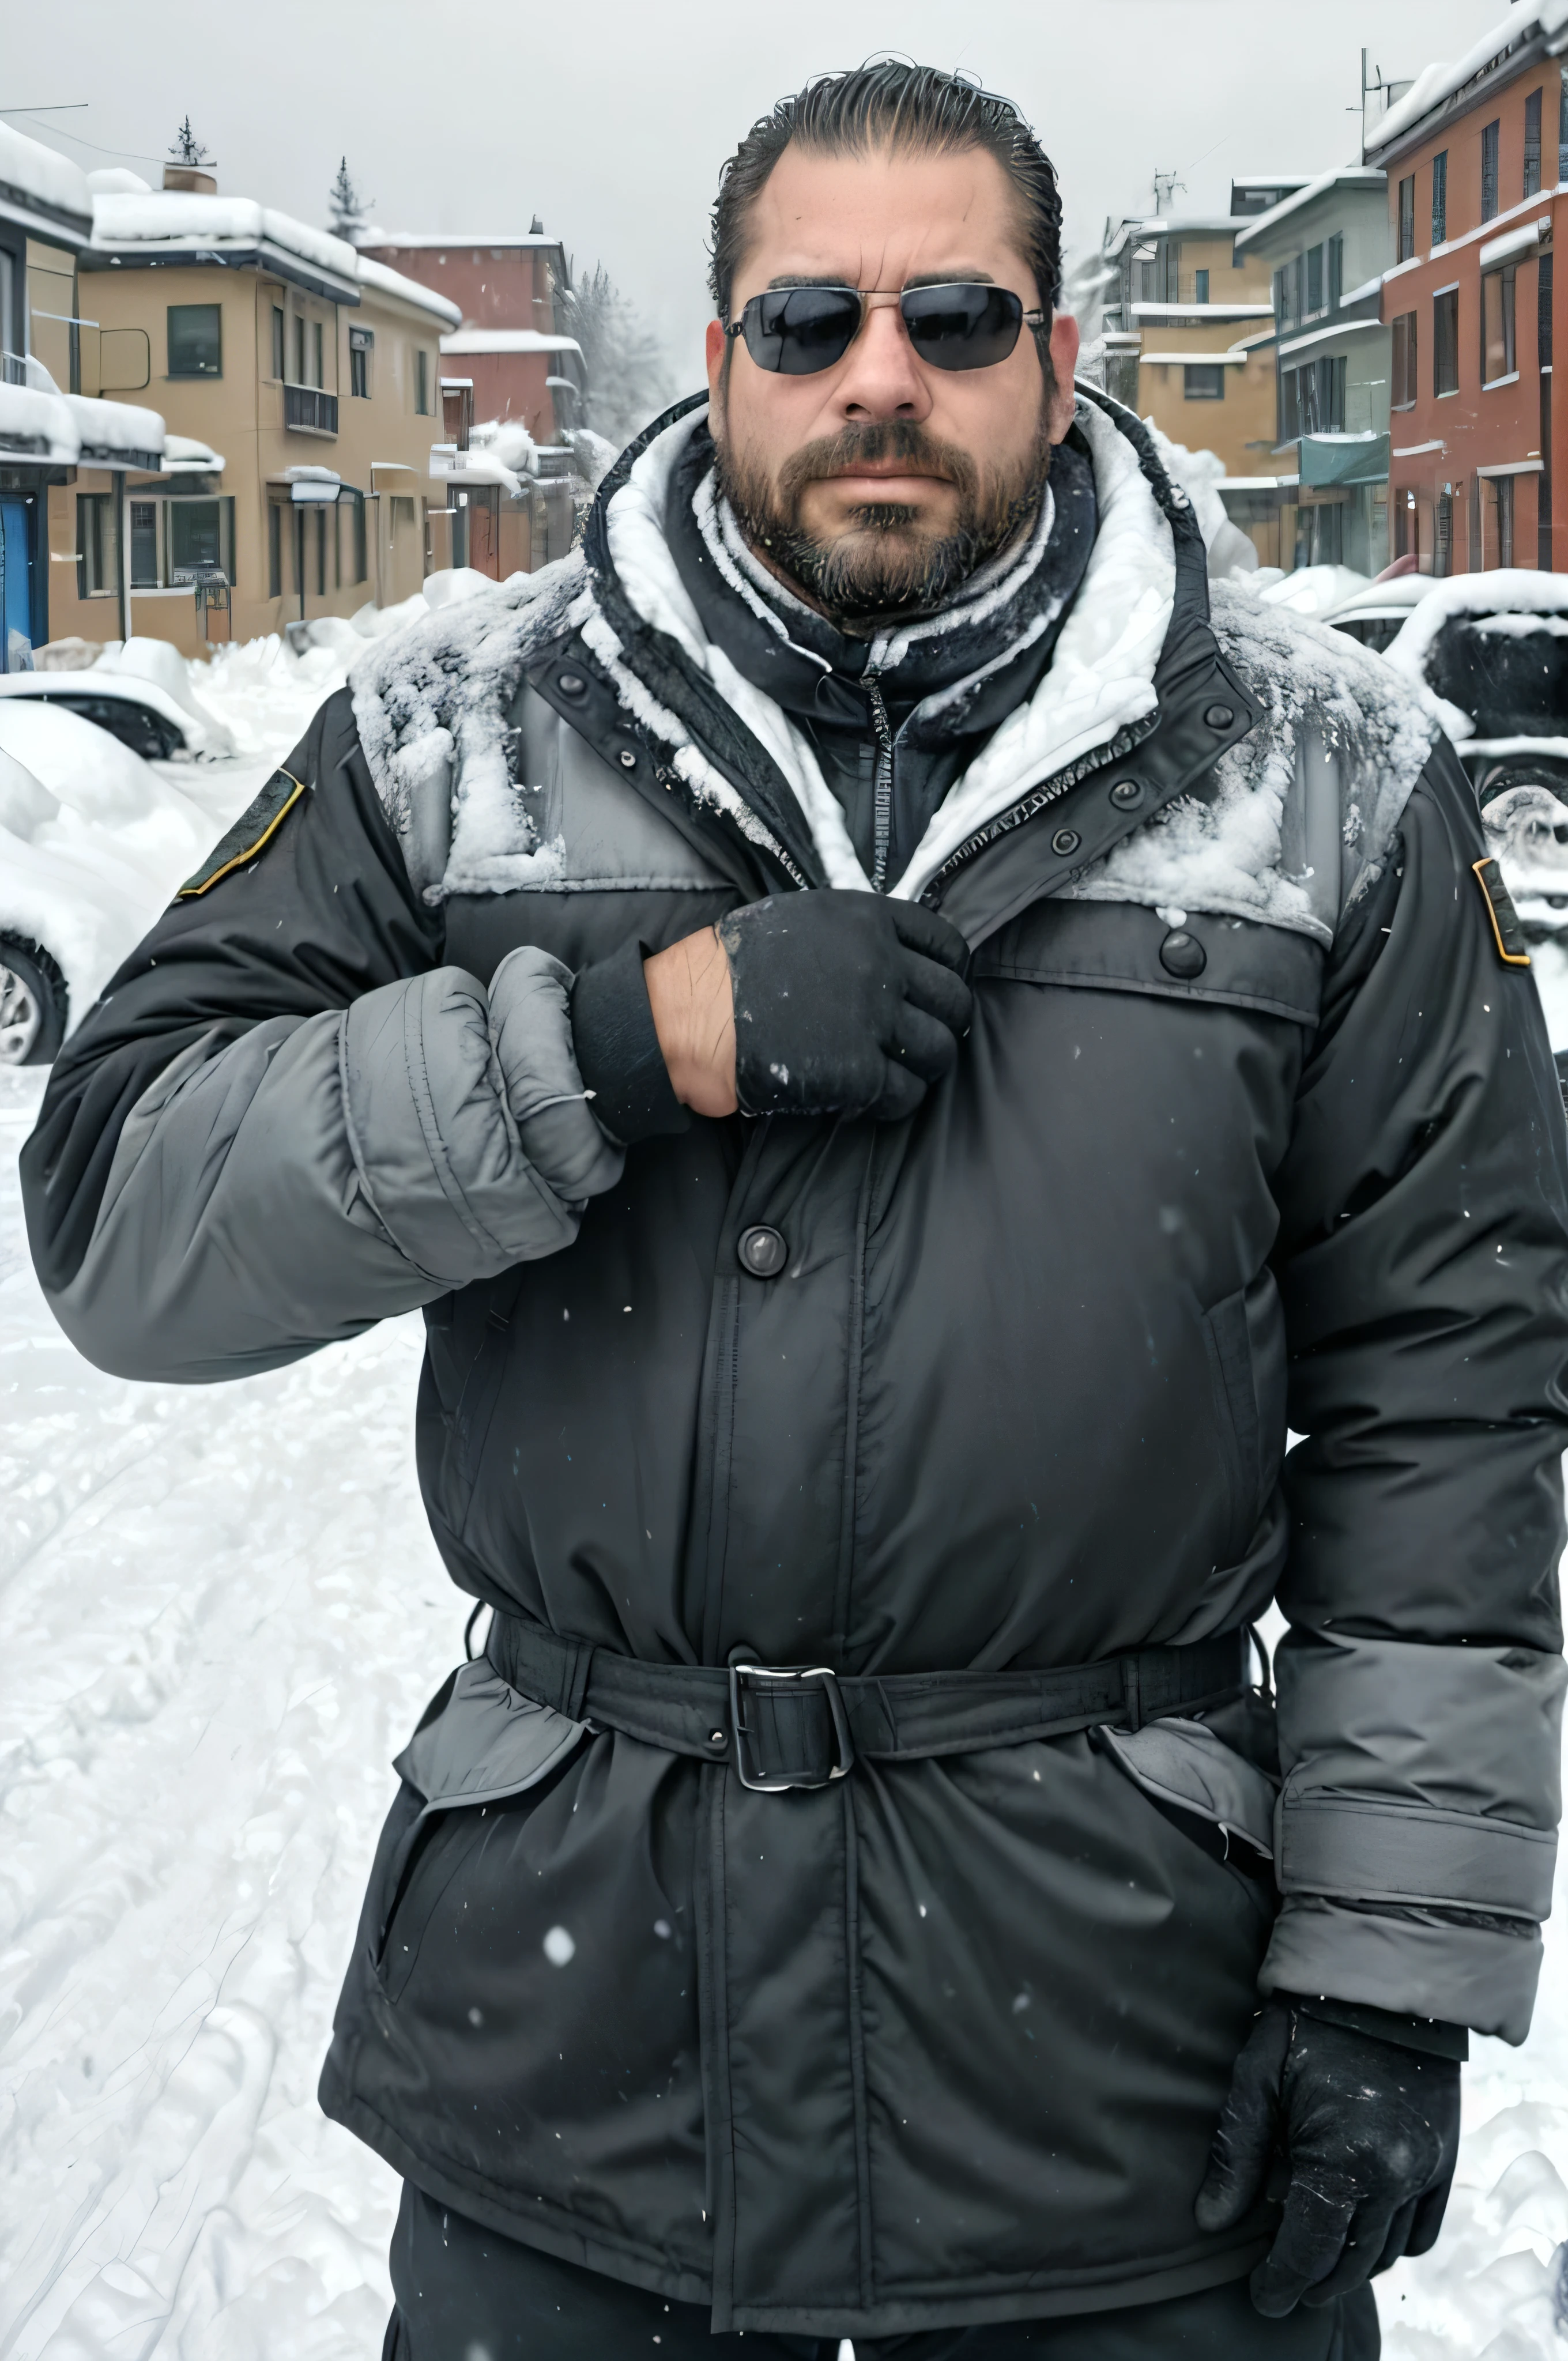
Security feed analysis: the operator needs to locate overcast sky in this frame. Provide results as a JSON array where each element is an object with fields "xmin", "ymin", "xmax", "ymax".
[{"xmin": 6, "ymin": 0, "xmax": 1510, "ymax": 383}]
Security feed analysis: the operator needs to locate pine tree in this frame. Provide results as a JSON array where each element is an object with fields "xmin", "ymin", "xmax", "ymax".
[
  {"xmin": 559, "ymin": 265, "xmax": 675, "ymax": 451},
  {"xmin": 168, "ymin": 117, "xmax": 211, "ymax": 168},
  {"xmin": 328, "ymin": 157, "xmax": 372, "ymax": 242}
]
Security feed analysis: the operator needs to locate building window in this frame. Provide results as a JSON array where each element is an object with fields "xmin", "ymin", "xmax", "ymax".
[
  {"xmin": 1392, "ymin": 311, "xmax": 1418, "ymax": 407},
  {"xmin": 1495, "ymin": 474, "xmax": 1516, "ymax": 567},
  {"xmin": 268, "ymin": 500, "xmax": 282, "ymax": 598},
  {"xmin": 1482, "ymin": 264, "xmax": 1517, "ymax": 383},
  {"xmin": 1543, "ymin": 248, "xmax": 1556, "ymax": 370},
  {"xmin": 1435, "ymin": 491, "xmax": 1453, "ymax": 578},
  {"xmin": 350, "ymin": 325, "xmax": 373, "ymax": 397},
  {"xmin": 1431, "ymin": 153, "xmax": 1448, "ymax": 245},
  {"xmin": 1397, "ymin": 174, "xmax": 1416, "ymax": 262},
  {"xmin": 1194, "ymin": 267, "xmax": 1209, "ymax": 303},
  {"xmin": 167, "ymin": 303, "xmax": 221, "ymax": 378},
  {"xmin": 1306, "ymin": 244, "xmax": 1324, "ymax": 314},
  {"xmin": 416, "ymin": 348, "xmax": 431, "ymax": 414},
  {"xmin": 1434, "ymin": 287, "xmax": 1460, "ymax": 394},
  {"xmin": 168, "ymin": 498, "xmax": 228, "ymax": 580},
  {"xmin": 129, "ymin": 500, "xmax": 158, "ymax": 588},
  {"xmin": 344, "ymin": 485, "xmax": 368, "ymax": 582},
  {"xmin": 313, "ymin": 506, "xmax": 327, "ymax": 595},
  {"xmin": 76, "ymin": 492, "xmax": 118, "ymax": 595},
  {"xmin": 1561, "ymin": 76, "xmax": 1568, "ymax": 186},
  {"xmin": 293, "ymin": 313, "xmax": 306, "ymax": 385},
  {"xmin": 1279, "ymin": 365, "xmax": 1300, "ymax": 443},
  {"xmin": 1183, "ymin": 363, "xmax": 1226, "ymax": 399},
  {"xmin": 1526, "ymin": 90, "xmax": 1543, "ymax": 197},
  {"xmin": 314, "ymin": 319, "xmax": 325, "ymax": 389},
  {"xmin": 1481, "ymin": 119, "xmax": 1501, "ymax": 221},
  {"xmin": 270, "ymin": 305, "xmax": 285, "ymax": 381},
  {"xmin": 1328, "ymin": 234, "xmax": 1343, "ymax": 309}
]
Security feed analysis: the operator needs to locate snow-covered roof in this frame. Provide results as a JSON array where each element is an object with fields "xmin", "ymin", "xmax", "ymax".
[
  {"xmin": 358, "ymin": 229, "xmax": 564, "ymax": 251},
  {"xmin": 163, "ymin": 433, "xmax": 224, "ymax": 473},
  {"xmin": 1232, "ymin": 166, "xmax": 1387, "ymax": 251},
  {"xmin": 1386, "ymin": 569, "xmax": 1568, "ymax": 684},
  {"xmin": 0, "ymin": 121, "xmax": 92, "ymax": 236},
  {"xmin": 0, "ymin": 382, "xmax": 164, "ymax": 469},
  {"xmin": 1130, "ymin": 301, "xmax": 1275, "ymax": 319},
  {"xmin": 355, "ymin": 254, "xmax": 462, "ymax": 327},
  {"xmin": 1367, "ymin": 0, "xmax": 1568, "ymax": 157},
  {"xmin": 439, "ymin": 330, "xmax": 582, "ymax": 356},
  {"xmin": 91, "ymin": 193, "xmax": 361, "ymax": 296}
]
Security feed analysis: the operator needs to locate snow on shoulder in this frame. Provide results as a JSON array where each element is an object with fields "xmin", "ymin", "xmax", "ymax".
[{"xmin": 1065, "ymin": 583, "xmax": 1442, "ymax": 944}]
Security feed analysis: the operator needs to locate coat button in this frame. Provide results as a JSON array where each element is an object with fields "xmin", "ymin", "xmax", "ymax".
[
  {"xmin": 1109, "ymin": 779, "xmax": 1144, "ymax": 809},
  {"xmin": 1204, "ymin": 702, "xmax": 1236, "ymax": 730},
  {"xmin": 1160, "ymin": 930, "xmax": 1207, "ymax": 978},
  {"xmin": 738, "ymin": 1224, "xmax": 787, "ymax": 1277},
  {"xmin": 557, "ymin": 671, "xmax": 586, "ymax": 697},
  {"xmin": 619, "ymin": 747, "xmax": 638, "ymax": 769},
  {"xmin": 1050, "ymin": 826, "xmax": 1081, "ymax": 857}
]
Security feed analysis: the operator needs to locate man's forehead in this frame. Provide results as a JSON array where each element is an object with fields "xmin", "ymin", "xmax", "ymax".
[{"xmin": 733, "ymin": 141, "xmax": 1034, "ymax": 296}]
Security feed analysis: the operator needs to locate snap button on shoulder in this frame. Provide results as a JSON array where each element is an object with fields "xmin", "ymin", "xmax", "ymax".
[
  {"xmin": 1050, "ymin": 826, "xmax": 1081, "ymax": 858},
  {"xmin": 1159, "ymin": 930, "xmax": 1207, "ymax": 979},
  {"xmin": 1204, "ymin": 702, "xmax": 1237, "ymax": 730},
  {"xmin": 557, "ymin": 671, "xmax": 586, "ymax": 697},
  {"xmin": 738, "ymin": 1224, "xmax": 788, "ymax": 1277},
  {"xmin": 618, "ymin": 747, "xmax": 638, "ymax": 769},
  {"xmin": 1109, "ymin": 779, "xmax": 1144, "ymax": 809}
]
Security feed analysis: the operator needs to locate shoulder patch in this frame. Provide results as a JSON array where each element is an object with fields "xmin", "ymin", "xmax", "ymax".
[
  {"xmin": 1472, "ymin": 856, "xmax": 1532, "ymax": 968},
  {"xmin": 178, "ymin": 768, "xmax": 306, "ymax": 899}
]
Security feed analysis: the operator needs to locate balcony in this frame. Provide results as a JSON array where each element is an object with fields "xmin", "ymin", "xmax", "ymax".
[{"xmin": 284, "ymin": 384, "xmax": 338, "ymax": 436}]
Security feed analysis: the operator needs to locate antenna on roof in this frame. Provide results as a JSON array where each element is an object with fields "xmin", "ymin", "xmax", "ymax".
[
  {"xmin": 168, "ymin": 115, "xmax": 211, "ymax": 167},
  {"xmin": 530, "ymin": 214, "xmax": 544, "ymax": 236},
  {"xmin": 1152, "ymin": 169, "xmax": 1185, "ymax": 214}
]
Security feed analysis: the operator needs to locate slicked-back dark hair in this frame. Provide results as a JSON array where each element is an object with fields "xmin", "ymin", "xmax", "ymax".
[{"xmin": 708, "ymin": 62, "xmax": 1062, "ymax": 323}]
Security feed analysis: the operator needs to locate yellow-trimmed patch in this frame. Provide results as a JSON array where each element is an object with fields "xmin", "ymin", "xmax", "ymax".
[
  {"xmin": 179, "ymin": 770, "xmax": 306, "ymax": 898},
  {"xmin": 1471, "ymin": 857, "xmax": 1532, "ymax": 968}
]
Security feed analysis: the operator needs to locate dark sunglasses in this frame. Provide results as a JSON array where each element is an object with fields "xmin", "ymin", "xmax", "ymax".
[{"xmin": 725, "ymin": 282, "xmax": 1046, "ymax": 376}]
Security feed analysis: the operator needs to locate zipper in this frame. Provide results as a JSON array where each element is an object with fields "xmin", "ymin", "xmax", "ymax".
[{"xmin": 864, "ymin": 672, "xmax": 895, "ymax": 892}]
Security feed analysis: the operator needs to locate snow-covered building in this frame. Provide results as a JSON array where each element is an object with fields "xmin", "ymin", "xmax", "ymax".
[
  {"xmin": 1231, "ymin": 168, "xmax": 1393, "ymax": 574},
  {"xmin": 355, "ymin": 227, "xmax": 586, "ymax": 450},
  {"xmin": 1096, "ymin": 180, "xmax": 1295, "ymax": 493},
  {"xmin": 21, "ymin": 160, "xmax": 463, "ymax": 659},
  {"xmin": 1367, "ymin": 0, "xmax": 1568, "ymax": 574},
  {"xmin": 1, "ymin": 126, "xmax": 94, "ymax": 668}
]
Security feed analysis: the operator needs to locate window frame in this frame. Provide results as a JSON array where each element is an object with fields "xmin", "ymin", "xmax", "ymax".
[
  {"xmin": 1397, "ymin": 174, "xmax": 1416, "ymax": 263},
  {"xmin": 1193, "ymin": 266, "xmax": 1209, "ymax": 304},
  {"xmin": 271, "ymin": 304, "xmax": 285, "ymax": 382},
  {"xmin": 415, "ymin": 348, "xmax": 431, "ymax": 416},
  {"xmin": 1481, "ymin": 118, "xmax": 1501, "ymax": 222},
  {"xmin": 349, "ymin": 323, "xmax": 374, "ymax": 399},
  {"xmin": 1182, "ymin": 361, "xmax": 1226, "ymax": 401},
  {"xmin": 1526, "ymin": 89, "xmax": 1543, "ymax": 198},
  {"xmin": 1434, "ymin": 286, "xmax": 1461, "ymax": 395},
  {"xmin": 1392, "ymin": 310, "xmax": 1418, "ymax": 409},
  {"xmin": 1431, "ymin": 151, "xmax": 1448, "ymax": 245},
  {"xmin": 1482, "ymin": 262, "xmax": 1518, "ymax": 384},
  {"xmin": 166, "ymin": 301, "xmax": 223, "ymax": 380},
  {"xmin": 76, "ymin": 490, "xmax": 118, "ymax": 597},
  {"xmin": 1306, "ymin": 243, "xmax": 1324, "ymax": 316}
]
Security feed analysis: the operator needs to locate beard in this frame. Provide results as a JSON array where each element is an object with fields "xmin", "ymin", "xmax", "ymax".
[{"xmin": 714, "ymin": 404, "xmax": 1054, "ymax": 629}]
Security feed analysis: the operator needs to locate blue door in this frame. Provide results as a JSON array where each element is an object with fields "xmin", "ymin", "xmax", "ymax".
[{"xmin": 1, "ymin": 497, "xmax": 34, "ymax": 670}]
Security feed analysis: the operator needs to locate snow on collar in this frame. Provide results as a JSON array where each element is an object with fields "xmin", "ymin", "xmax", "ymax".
[{"xmin": 602, "ymin": 393, "xmax": 1174, "ymax": 901}]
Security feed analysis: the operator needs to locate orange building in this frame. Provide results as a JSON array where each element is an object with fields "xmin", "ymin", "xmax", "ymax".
[{"xmin": 1366, "ymin": 6, "xmax": 1566, "ymax": 571}]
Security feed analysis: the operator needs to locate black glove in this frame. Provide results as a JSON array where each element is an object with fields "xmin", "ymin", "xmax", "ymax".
[
  {"xmin": 717, "ymin": 890, "xmax": 973, "ymax": 1122},
  {"xmin": 1195, "ymin": 1998, "xmax": 1461, "ymax": 2316}
]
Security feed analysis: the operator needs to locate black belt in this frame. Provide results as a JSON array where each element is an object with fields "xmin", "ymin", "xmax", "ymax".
[{"xmin": 487, "ymin": 1613, "xmax": 1249, "ymax": 1793}]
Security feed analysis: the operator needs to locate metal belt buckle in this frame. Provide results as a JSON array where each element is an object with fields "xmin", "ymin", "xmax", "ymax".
[{"xmin": 727, "ymin": 1660, "xmax": 856, "ymax": 1792}]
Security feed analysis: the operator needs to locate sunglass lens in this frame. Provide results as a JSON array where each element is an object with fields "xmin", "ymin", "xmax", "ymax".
[
  {"xmin": 743, "ymin": 287, "xmax": 863, "ymax": 374},
  {"xmin": 902, "ymin": 285, "xmax": 1025, "ymax": 371}
]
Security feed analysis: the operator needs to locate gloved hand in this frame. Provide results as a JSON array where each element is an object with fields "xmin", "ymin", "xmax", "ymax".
[
  {"xmin": 1194, "ymin": 1999, "xmax": 1461, "ymax": 2316},
  {"xmin": 717, "ymin": 890, "xmax": 973, "ymax": 1122}
]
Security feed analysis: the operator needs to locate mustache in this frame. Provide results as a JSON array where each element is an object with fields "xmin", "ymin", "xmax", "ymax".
[{"xmin": 775, "ymin": 421, "xmax": 978, "ymax": 508}]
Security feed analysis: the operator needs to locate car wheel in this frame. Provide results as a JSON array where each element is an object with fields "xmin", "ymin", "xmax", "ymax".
[{"xmin": 0, "ymin": 937, "xmax": 68, "ymax": 1066}]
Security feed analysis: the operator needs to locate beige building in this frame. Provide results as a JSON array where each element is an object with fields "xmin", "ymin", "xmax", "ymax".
[
  {"xmin": 1098, "ymin": 181, "xmax": 1299, "ymax": 485},
  {"xmin": 39, "ymin": 168, "xmax": 459, "ymax": 658}
]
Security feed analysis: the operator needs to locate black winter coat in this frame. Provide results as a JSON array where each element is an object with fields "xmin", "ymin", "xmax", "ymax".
[{"xmin": 21, "ymin": 395, "xmax": 1568, "ymax": 2340}]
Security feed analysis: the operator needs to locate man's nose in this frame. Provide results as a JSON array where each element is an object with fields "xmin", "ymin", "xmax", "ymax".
[{"xmin": 831, "ymin": 299, "xmax": 933, "ymax": 422}]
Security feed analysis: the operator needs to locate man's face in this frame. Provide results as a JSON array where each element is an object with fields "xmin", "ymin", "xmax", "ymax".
[{"xmin": 705, "ymin": 141, "xmax": 1080, "ymax": 624}]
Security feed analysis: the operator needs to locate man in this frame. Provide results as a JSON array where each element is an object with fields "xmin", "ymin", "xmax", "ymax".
[{"xmin": 21, "ymin": 63, "xmax": 1568, "ymax": 2361}]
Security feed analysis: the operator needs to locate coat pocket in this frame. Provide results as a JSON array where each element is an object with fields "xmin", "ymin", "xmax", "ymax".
[
  {"xmin": 375, "ymin": 1658, "xmax": 588, "ymax": 2001},
  {"xmin": 1201, "ymin": 1274, "xmax": 1288, "ymax": 1559}
]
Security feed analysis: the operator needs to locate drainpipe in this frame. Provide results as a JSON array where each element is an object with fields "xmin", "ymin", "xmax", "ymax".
[{"xmin": 297, "ymin": 508, "xmax": 307, "ymax": 624}]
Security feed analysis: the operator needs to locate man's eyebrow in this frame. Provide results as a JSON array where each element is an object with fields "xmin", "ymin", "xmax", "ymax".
[{"xmin": 761, "ymin": 269, "xmax": 1000, "ymax": 291}]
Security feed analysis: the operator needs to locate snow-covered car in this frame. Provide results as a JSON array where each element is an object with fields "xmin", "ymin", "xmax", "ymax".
[
  {"xmin": 1321, "ymin": 572, "xmax": 1438, "ymax": 654},
  {"xmin": 1384, "ymin": 572, "xmax": 1568, "ymax": 940},
  {"xmin": 0, "ymin": 635, "xmax": 235, "ymax": 762},
  {"xmin": 0, "ymin": 699, "xmax": 227, "ymax": 1063}
]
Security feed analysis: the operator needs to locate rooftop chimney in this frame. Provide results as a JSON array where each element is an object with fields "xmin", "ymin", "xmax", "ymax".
[{"xmin": 164, "ymin": 162, "xmax": 218, "ymax": 194}]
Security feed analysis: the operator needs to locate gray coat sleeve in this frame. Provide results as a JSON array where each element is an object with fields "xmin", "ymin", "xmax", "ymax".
[
  {"xmin": 22, "ymin": 688, "xmax": 622, "ymax": 1385},
  {"xmin": 1263, "ymin": 746, "xmax": 1568, "ymax": 2043}
]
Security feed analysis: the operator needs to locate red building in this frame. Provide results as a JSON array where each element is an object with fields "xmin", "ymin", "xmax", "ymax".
[
  {"xmin": 355, "ymin": 225, "xmax": 583, "ymax": 444},
  {"xmin": 1367, "ymin": 5, "xmax": 1566, "ymax": 572}
]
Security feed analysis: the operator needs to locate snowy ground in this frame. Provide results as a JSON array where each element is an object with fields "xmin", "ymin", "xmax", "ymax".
[{"xmin": 5, "ymin": 644, "xmax": 1568, "ymax": 2358}]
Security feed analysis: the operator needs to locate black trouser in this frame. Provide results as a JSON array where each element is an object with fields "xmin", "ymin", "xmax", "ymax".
[{"xmin": 385, "ymin": 2185, "xmax": 1380, "ymax": 2359}]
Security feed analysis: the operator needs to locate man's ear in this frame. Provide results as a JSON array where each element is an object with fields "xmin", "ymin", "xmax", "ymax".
[
  {"xmin": 705, "ymin": 319, "xmax": 728, "ymax": 409},
  {"xmin": 1046, "ymin": 314, "xmax": 1080, "ymax": 443}
]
